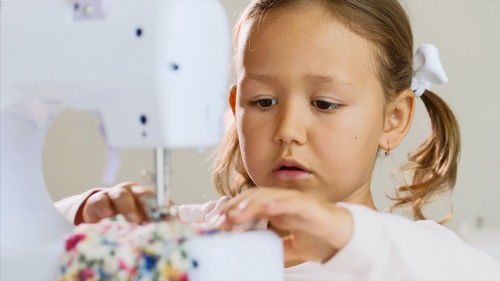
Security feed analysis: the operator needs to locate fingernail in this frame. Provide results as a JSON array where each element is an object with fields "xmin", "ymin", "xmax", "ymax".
[
  {"xmin": 213, "ymin": 214, "xmax": 227, "ymax": 227},
  {"xmin": 237, "ymin": 200, "xmax": 249, "ymax": 210},
  {"xmin": 127, "ymin": 213, "xmax": 140, "ymax": 223},
  {"xmin": 132, "ymin": 185, "xmax": 154, "ymax": 194}
]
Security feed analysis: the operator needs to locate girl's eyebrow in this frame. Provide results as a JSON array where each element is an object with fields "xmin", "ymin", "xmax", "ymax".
[
  {"xmin": 245, "ymin": 73, "xmax": 353, "ymax": 89},
  {"xmin": 304, "ymin": 74, "xmax": 353, "ymax": 89},
  {"xmin": 245, "ymin": 74, "xmax": 277, "ymax": 83}
]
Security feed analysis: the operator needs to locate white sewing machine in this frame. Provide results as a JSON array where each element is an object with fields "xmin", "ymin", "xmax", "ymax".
[{"xmin": 0, "ymin": 0, "xmax": 283, "ymax": 280}]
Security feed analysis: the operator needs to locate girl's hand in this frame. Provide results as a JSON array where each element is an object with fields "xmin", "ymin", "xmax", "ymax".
[
  {"xmin": 76, "ymin": 182, "xmax": 155, "ymax": 224},
  {"xmin": 220, "ymin": 188, "xmax": 353, "ymax": 263}
]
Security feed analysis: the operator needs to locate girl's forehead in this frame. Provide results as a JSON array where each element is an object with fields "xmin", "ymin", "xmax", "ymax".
[{"xmin": 235, "ymin": 6, "xmax": 378, "ymax": 87}]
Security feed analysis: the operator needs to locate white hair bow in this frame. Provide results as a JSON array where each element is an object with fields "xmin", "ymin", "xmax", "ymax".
[{"xmin": 411, "ymin": 44, "xmax": 448, "ymax": 97}]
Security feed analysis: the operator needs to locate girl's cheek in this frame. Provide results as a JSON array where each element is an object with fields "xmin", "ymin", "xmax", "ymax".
[{"xmin": 241, "ymin": 137, "xmax": 270, "ymax": 185}]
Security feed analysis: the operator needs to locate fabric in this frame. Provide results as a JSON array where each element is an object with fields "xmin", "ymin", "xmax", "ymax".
[
  {"xmin": 59, "ymin": 215, "xmax": 195, "ymax": 281},
  {"xmin": 55, "ymin": 192, "xmax": 500, "ymax": 281}
]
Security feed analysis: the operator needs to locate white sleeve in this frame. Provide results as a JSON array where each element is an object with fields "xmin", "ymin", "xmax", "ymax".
[
  {"xmin": 53, "ymin": 187, "xmax": 103, "ymax": 224},
  {"xmin": 321, "ymin": 203, "xmax": 500, "ymax": 281}
]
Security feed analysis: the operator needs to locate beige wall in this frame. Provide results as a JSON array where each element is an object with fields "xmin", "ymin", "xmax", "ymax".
[{"xmin": 44, "ymin": 0, "xmax": 500, "ymax": 230}]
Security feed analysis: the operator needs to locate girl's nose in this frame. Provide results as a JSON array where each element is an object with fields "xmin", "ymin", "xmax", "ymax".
[{"xmin": 273, "ymin": 103, "xmax": 307, "ymax": 146}]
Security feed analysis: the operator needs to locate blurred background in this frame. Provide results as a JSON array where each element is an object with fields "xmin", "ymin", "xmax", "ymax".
[{"xmin": 44, "ymin": 0, "xmax": 499, "ymax": 252}]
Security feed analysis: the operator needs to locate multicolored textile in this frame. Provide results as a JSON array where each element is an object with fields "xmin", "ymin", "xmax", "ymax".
[{"xmin": 59, "ymin": 215, "xmax": 213, "ymax": 281}]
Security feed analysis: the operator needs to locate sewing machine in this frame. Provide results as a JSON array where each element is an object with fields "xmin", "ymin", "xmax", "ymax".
[{"xmin": 0, "ymin": 1, "xmax": 283, "ymax": 280}]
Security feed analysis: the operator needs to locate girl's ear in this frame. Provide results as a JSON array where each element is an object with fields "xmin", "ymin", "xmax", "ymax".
[
  {"xmin": 229, "ymin": 84, "xmax": 237, "ymax": 116},
  {"xmin": 380, "ymin": 89, "xmax": 415, "ymax": 150}
]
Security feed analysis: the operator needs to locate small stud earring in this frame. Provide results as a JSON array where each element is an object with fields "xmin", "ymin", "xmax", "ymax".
[{"xmin": 385, "ymin": 141, "xmax": 391, "ymax": 156}]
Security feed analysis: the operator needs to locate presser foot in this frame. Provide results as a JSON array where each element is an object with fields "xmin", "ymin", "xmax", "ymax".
[{"xmin": 140, "ymin": 196, "xmax": 178, "ymax": 222}]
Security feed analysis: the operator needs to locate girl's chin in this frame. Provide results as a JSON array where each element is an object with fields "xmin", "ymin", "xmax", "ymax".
[{"xmin": 258, "ymin": 178, "xmax": 315, "ymax": 192}]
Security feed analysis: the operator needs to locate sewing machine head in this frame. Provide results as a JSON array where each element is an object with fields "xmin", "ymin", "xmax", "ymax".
[
  {"xmin": 0, "ymin": 0, "xmax": 229, "ymax": 279},
  {"xmin": 1, "ymin": 0, "xmax": 229, "ymax": 148}
]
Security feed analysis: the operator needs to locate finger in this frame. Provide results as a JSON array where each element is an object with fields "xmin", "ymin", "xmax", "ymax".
[
  {"xmin": 224, "ymin": 190, "xmax": 270, "ymax": 224},
  {"xmin": 228, "ymin": 191, "xmax": 316, "ymax": 234},
  {"xmin": 127, "ymin": 184, "xmax": 155, "ymax": 197},
  {"xmin": 227, "ymin": 189, "xmax": 297, "ymax": 225},
  {"xmin": 263, "ymin": 196, "xmax": 321, "ymax": 231},
  {"xmin": 107, "ymin": 187, "xmax": 141, "ymax": 223},
  {"xmin": 216, "ymin": 215, "xmax": 234, "ymax": 231},
  {"xmin": 220, "ymin": 189, "xmax": 257, "ymax": 214},
  {"xmin": 267, "ymin": 212, "xmax": 305, "ymax": 233},
  {"xmin": 166, "ymin": 198, "xmax": 176, "ymax": 207},
  {"xmin": 114, "ymin": 182, "xmax": 155, "ymax": 198},
  {"xmin": 83, "ymin": 191, "xmax": 115, "ymax": 223},
  {"xmin": 268, "ymin": 198, "xmax": 353, "ymax": 249},
  {"xmin": 122, "ymin": 184, "xmax": 155, "ymax": 222},
  {"xmin": 115, "ymin": 181, "xmax": 139, "ymax": 188}
]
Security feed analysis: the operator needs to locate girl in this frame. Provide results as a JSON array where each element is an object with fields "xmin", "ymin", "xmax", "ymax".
[{"xmin": 56, "ymin": 0, "xmax": 500, "ymax": 280}]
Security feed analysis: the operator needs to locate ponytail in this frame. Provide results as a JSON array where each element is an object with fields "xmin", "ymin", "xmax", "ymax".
[{"xmin": 390, "ymin": 90, "xmax": 461, "ymax": 223}]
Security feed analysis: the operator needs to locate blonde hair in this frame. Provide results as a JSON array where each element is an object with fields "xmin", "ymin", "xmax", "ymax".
[{"xmin": 212, "ymin": 0, "xmax": 460, "ymax": 222}]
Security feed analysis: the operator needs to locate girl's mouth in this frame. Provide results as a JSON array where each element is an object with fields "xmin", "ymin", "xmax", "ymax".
[{"xmin": 272, "ymin": 165, "xmax": 312, "ymax": 180}]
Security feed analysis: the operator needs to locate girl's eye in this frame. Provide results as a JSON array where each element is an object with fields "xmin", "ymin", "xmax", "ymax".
[
  {"xmin": 250, "ymin": 98, "xmax": 278, "ymax": 109},
  {"xmin": 311, "ymin": 100, "xmax": 339, "ymax": 111}
]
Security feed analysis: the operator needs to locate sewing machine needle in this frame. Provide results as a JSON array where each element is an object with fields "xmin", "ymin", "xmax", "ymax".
[{"xmin": 155, "ymin": 147, "xmax": 170, "ymax": 209}]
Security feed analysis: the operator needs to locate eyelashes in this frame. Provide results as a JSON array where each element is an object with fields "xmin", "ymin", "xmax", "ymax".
[
  {"xmin": 310, "ymin": 100, "xmax": 340, "ymax": 111},
  {"xmin": 250, "ymin": 98, "xmax": 278, "ymax": 108},
  {"xmin": 250, "ymin": 98, "xmax": 341, "ymax": 112}
]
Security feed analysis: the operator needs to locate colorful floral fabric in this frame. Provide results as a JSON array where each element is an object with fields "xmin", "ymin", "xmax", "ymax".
[{"xmin": 59, "ymin": 215, "xmax": 207, "ymax": 281}]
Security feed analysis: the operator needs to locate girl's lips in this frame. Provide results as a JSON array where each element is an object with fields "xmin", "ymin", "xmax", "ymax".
[{"xmin": 272, "ymin": 169, "xmax": 312, "ymax": 180}]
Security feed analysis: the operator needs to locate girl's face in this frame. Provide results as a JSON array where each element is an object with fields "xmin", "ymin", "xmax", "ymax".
[{"xmin": 231, "ymin": 5, "xmax": 386, "ymax": 205}]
